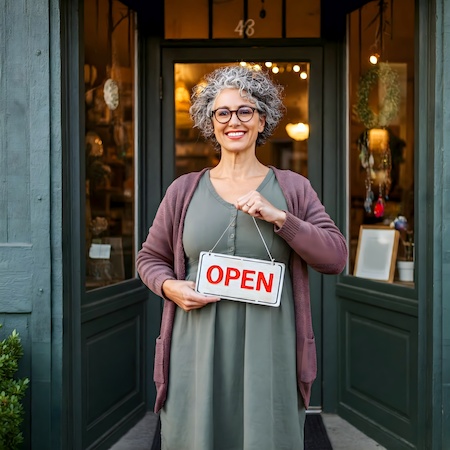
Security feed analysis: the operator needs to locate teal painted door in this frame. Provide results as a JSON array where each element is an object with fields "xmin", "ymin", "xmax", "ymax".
[{"xmin": 161, "ymin": 46, "xmax": 325, "ymax": 408}]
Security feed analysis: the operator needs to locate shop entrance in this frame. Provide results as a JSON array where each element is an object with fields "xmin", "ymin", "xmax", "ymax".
[{"xmin": 159, "ymin": 46, "xmax": 325, "ymax": 408}]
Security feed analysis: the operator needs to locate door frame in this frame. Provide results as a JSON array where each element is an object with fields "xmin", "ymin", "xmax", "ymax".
[{"xmin": 160, "ymin": 44, "xmax": 329, "ymax": 409}]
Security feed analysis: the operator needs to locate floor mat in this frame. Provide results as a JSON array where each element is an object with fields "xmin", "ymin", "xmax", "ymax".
[{"xmin": 304, "ymin": 414, "xmax": 333, "ymax": 449}]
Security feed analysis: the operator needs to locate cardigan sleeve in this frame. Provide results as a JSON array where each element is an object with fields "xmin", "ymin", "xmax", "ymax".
[
  {"xmin": 136, "ymin": 186, "xmax": 178, "ymax": 298},
  {"xmin": 275, "ymin": 178, "xmax": 348, "ymax": 274}
]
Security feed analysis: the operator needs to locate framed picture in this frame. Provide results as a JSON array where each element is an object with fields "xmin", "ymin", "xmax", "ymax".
[{"xmin": 353, "ymin": 226, "xmax": 400, "ymax": 282}]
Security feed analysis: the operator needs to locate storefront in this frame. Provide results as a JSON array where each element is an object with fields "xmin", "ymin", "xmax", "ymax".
[{"xmin": 0, "ymin": 0, "xmax": 449, "ymax": 448}]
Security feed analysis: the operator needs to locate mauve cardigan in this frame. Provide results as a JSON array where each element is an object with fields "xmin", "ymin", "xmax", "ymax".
[{"xmin": 136, "ymin": 167, "xmax": 347, "ymax": 413}]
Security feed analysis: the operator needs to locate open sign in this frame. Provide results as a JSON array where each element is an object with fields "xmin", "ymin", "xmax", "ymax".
[{"xmin": 195, "ymin": 252, "xmax": 285, "ymax": 307}]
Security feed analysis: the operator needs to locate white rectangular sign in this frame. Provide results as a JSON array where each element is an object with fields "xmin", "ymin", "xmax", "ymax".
[{"xmin": 195, "ymin": 252, "xmax": 285, "ymax": 307}]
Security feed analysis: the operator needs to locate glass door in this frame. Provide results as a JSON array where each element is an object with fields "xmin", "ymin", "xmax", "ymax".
[
  {"xmin": 173, "ymin": 61, "xmax": 311, "ymax": 179},
  {"xmin": 161, "ymin": 46, "xmax": 324, "ymax": 408}
]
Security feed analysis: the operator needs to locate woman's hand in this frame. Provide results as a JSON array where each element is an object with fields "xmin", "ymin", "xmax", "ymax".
[
  {"xmin": 236, "ymin": 191, "xmax": 287, "ymax": 228},
  {"xmin": 162, "ymin": 279, "xmax": 220, "ymax": 312}
]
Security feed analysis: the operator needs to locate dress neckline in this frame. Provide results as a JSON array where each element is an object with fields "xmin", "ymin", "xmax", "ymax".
[{"xmin": 204, "ymin": 168, "xmax": 274, "ymax": 207}]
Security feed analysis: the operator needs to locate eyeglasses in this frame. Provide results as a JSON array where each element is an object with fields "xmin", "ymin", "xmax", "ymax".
[{"xmin": 211, "ymin": 106, "xmax": 258, "ymax": 124}]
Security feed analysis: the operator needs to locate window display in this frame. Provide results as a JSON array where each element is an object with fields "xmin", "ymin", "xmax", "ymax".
[
  {"xmin": 84, "ymin": 0, "xmax": 136, "ymax": 290},
  {"xmin": 348, "ymin": 0, "xmax": 415, "ymax": 285}
]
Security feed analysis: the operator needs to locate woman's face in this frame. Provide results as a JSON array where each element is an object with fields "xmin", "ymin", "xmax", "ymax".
[{"xmin": 211, "ymin": 88, "xmax": 265, "ymax": 155}]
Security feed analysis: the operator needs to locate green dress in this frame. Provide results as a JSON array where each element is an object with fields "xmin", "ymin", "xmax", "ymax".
[{"xmin": 160, "ymin": 169, "xmax": 305, "ymax": 450}]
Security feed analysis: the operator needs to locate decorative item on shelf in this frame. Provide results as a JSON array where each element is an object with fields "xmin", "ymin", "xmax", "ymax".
[
  {"xmin": 285, "ymin": 122, "xmax": 309, "ymax": 141},
  {"xmin": 354, "ymin": 62, "xmax": 400, "ymax": 216},
  {"xmin": 103, "ymin": 78, "xmax": 120, "ymax": 110},
  {"xmin": 391, "ymin": 215, "xmax": 414, "ymax": 282}
]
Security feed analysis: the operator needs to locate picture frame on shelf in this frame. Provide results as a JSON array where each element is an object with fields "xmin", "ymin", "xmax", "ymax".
[{"xmin": 353, "ymin": 225, "xmax": 400, "ymax": 282}]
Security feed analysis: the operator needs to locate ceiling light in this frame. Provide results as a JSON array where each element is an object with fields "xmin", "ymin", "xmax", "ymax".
[
  {"xmin": 300, "ymin": 71, "xmax": 308, "ymax": 79},
  {"xmin": 285, "ymin": 123, "xmax": 310, "ymax": 141}
]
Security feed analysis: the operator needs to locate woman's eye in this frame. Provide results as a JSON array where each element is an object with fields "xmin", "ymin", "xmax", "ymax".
[
  {"xmin": 239, "ymin": 108, "xmax": 253, "ymax": 116},
  {"xmin": 217, "ymin": 109, "xmax": 230, "ymax": 117}
]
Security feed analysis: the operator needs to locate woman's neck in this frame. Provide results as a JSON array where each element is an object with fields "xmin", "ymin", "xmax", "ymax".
[{"xmin": 210, "ymin": 154, "xmax": 268, "ymax": 180}]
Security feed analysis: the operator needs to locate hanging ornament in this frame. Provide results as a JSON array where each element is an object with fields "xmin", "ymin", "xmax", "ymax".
[
  {"xmin": 259, "ymin": 0, "xmax": 266, "ymax": 18},
  {"xmin": 374, "ymin": 195, "xmax": 385, "ymax": 218},
  {"xmin": 358, "ymin": 128, "xmax": 392, "ymax": 217}
]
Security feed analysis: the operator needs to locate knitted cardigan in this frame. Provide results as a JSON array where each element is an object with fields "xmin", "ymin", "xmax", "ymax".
[{"xmin": 136, "ymin": 167, "xmax": 347, "ymax": 413}]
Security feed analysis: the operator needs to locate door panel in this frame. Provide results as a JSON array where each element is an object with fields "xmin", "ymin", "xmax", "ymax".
[{"xmin": 162, "ymin": 46, "xmax": 324, "ymax": 408}]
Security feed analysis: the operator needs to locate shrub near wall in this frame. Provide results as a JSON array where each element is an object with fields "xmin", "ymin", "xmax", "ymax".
[{"xmin": 0, "ymin": 327, "xmax": 29, "ymax": 449}]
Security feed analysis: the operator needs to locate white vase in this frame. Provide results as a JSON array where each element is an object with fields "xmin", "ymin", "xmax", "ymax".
[{"xmin": 397, "ymin": 260, "xmax": 414, "ymax": 282}]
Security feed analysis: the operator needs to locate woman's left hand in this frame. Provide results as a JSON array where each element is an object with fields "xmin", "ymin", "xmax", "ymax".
[{"xmin": 236, "ymin": 191, "xmax": 286, "ymax": 228}]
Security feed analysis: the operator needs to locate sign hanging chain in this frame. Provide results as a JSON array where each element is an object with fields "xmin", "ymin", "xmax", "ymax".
[{"xmin": 209, "ymin": 215, "xmax": 275, "ymax": 264}]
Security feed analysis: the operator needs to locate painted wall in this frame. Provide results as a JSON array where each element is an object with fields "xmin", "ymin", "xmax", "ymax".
[
  {"xmin": 432, "ymin": 0, "xmax": 450, "ymax": 447},
  {"xmin": 0, "ymin": 0, "xmax": 63, "ymax": 447}
]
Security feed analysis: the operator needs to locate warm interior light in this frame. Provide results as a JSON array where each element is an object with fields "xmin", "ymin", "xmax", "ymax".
[
  {"xmin": 272, "ymin": 66, "xmax": 279, "ymax": 74},
  {"xmin": 300, "ymin": 71, "xmax": 308, "ymax": 79},
  {"xmin": 285, "ymin": 123, "xmax": 310, "ymax": 141},
  {"xmin": 265, "ymin": 61, "xmax": 273, "ymax": 68},
  {"xmin": 293, "ymin": 65, "xmax": 300, "ymax": 72},
  {"xmin": 240, "ymin": 61, "xmax": 247, "ymax": 67},
  {"xmin": 369, "ymin": 53, "xmax": 379, "ymax": 65}
]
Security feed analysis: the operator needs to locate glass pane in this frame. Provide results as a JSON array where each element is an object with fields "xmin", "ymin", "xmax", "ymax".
[
  {"xmin": 165, "ymin": 0, "xmax": 209, "ymax": 39},
  {"xmin": 84, "ymin": 0, "xmax": 137, "ymax": 290},
  {"xmin": 213, "ymin": 0, "xmax": 243, "ymax": 39},
  {"xmin": 348, "ymin": 0, "xmax": 415, "ymax": 285},
  {"xmin": 247, "ymin": 0, "xmax": 282, "ymax": 38},
  {"xmin": 174, "ymin": 62, "xmax": 310, "ymax": 178},
  {"xmin": 286, "ymin": 0, "xmax": 320, "ymax": 38}
]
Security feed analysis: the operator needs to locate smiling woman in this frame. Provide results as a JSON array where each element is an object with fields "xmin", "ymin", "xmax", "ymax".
[{"xmin": 136, "ymin": 64, "xmax": 347, "ymax": 450}]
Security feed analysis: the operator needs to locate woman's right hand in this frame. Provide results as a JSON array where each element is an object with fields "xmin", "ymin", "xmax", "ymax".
[{"xmin": 162, "ymin": 279, "xmax": 220, "ymax": 312}]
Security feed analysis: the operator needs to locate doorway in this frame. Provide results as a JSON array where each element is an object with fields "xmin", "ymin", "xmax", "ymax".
[{"xmin": 159, "ymin": 46, "xmax": 325, "ymax": 408}]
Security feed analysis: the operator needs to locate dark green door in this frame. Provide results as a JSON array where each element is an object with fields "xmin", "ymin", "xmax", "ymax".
[{"xmin": 161, "ymin": 45, "xmax": 325, "ymax": 409}]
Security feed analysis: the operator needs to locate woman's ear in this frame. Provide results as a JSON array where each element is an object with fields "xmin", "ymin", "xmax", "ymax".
[{"xmin": 259, "ymin": 115, "xmax": 266, "ymax": 133}]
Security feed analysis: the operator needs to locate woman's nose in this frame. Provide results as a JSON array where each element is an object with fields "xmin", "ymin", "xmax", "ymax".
[{"xmin": 228, "ymin": 111, "xmax": 241, "ymax": 125}]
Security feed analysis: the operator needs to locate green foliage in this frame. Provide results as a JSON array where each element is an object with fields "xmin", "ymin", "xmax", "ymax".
[
  {"xmin": 0, "ymin": 326, "xmax": 29, "ymax": 450},
  {"xmin": 354, "ymin": 62, "xmax": 401, "ymax": 129}
]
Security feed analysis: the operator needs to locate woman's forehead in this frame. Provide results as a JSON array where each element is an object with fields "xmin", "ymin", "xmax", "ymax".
[{"xmin": 213, "ymin": 88, "xmax": 254, "ymax": 108}]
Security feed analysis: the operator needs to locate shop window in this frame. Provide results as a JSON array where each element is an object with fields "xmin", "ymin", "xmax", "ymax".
[
  {"xmin": 84, "ymin": 0, "xmax": 137, "ymax": 290},
  {"xmin": 348, "ymin": 0, "xmax": 415, "ymax": 285},
  {"xmin": 165, "ymin": 0, "xmax": 320, "ymax": 39}
]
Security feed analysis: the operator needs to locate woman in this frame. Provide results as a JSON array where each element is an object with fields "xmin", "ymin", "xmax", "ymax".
[{"xmin": 136, "ymin": 65, "xmax": 347, "ymax": 450}]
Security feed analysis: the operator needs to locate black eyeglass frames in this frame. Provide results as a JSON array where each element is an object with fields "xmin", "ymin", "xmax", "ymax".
[{"xmin": 211, "ymin": 106, "xmax": 258, "ymax": 124}]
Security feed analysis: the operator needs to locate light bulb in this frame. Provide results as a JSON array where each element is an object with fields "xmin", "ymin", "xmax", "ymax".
[
  {"xmin": 272, "ymin": 66, "xmax": 279, "ymax": 74},
  {"xmin": 300, "ymin": 71, "xmax": 308, "ymax": 79},
  {"xmin": 293, "ymin": 65, "xmax": 300, "ymax": 73},
  {"xmin": 265, "ymin": 61, "xmax": 273, "ymax": 68},
  {"xmin": 369, "ymin": 53, "xmax": 379, "ymax": 65}
]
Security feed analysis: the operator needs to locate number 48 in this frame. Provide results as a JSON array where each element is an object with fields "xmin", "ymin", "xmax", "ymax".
[{"xmin": 235, "ymin": 19, "xmax": 255, "ymax": 37}]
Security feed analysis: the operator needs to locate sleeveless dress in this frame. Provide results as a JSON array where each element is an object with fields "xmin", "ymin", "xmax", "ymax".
[{"xmin": 160, "ymin": 169, "xmax": 306, "ymax": 450}]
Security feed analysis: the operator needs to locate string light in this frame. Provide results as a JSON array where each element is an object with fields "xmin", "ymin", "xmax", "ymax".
[
  {"xmin": 369, "ymin": 53, "xmax": 380, "ymax": 65},
  {"xmin": 238, "ymin": 61, "xmax": 309, "ymax": 79}
]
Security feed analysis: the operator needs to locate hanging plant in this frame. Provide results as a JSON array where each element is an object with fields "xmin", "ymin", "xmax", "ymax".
[{"xmin": 354, "ymin": 62, "xmax": 401, "ymax": 129}]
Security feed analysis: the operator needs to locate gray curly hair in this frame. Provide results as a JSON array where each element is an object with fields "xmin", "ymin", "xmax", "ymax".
[{"xmin": 189, "ymin": 65, "xmax": 285, "ymax": 149}]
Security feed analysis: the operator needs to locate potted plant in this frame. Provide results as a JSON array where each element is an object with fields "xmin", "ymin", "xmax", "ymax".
[{"xmin": 0, "ymin": 326, "xmax": 29, "ymax": 449}]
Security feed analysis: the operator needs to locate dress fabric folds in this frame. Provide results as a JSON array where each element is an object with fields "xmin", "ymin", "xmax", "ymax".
[{"xmin": 160, "ymin": 170, "xmax": 305, "ymax": 450}]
